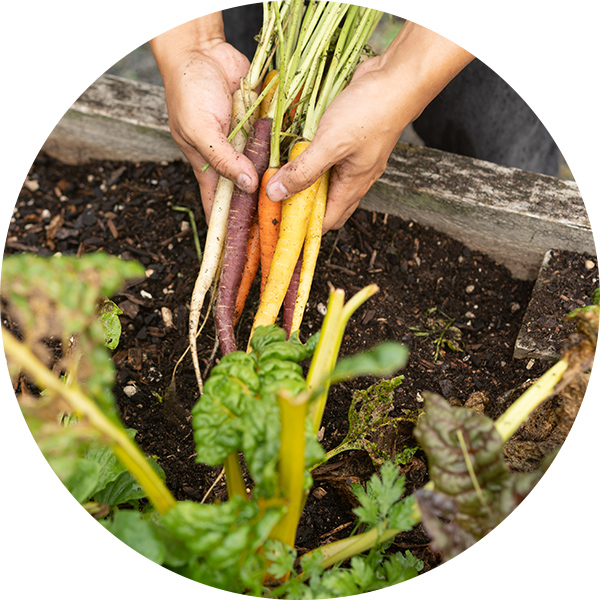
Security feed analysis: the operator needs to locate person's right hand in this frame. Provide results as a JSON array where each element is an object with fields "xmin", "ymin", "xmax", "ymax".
[
  {"xmin": 150, "ymin": 15, "xmax": 258, "ymax": 219},
  {"xmin": 264, "ymin": 21, "xmax": 474, "ymax": 233}
]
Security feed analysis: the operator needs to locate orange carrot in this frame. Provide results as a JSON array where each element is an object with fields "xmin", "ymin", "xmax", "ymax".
[
  {"xmin": 234, "ymin": 215, "xmax": 261, "ymax": 326},
  {"xmin": 258, "ymin": 166, "xmax": 281, "ymax": 294}
]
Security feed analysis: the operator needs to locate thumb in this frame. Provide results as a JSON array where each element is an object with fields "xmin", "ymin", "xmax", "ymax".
[{"xmin": 265, "ymin": 139, "xmax": 334, "ymax": 201}]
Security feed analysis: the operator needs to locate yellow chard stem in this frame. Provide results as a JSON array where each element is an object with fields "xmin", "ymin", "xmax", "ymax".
[
  {"xmin": 306, "ymin": 288, "xmax": 345, "ymax": 429},
  {"xmin": 269, "ymin": 389, "xmax": 309, "ymax": 548},
  {"xmin": 3, "ymin": 328, "xmax": 176, "ymax": 515},
  {"xmin": 307, "ymin": 284, "xmax": 379, "ymax": 430},
  {"xmin": 494, "ymin": 358, "xmax": 569, "ymax": 442},
  {"xmin": 224, "ymin": 452, "xmax": 248, "ymax": 500}
]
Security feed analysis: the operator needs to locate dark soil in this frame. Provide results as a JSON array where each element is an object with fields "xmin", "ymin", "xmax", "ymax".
[{"xmin": 6, "ymin": 152, "xmax": 597, "ymax": 574}]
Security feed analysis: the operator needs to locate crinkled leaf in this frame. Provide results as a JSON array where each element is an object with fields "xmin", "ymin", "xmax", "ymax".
[
  {"xmin": 194, "ymin": 324, "xmax": 325, "ymax": 492},
  {"xmin": 249, "ymin": 325, "xmax": 288, "ymax": 355},
  {"xmin": 162, "ymin": 497, "xmax": 284, "ymax": 571},
  {"xmin": 192, "ymin": 374, "xmax": 255, "ymax": 465},
  {"xmin": 414, "ymin": 392, "xmax": 551, "ymax": 561}
]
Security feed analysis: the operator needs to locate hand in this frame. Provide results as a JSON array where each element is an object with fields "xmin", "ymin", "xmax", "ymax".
[
  {"xmin": 265, "ymin": 22, "xmax": 474, "ymax": 232},
  {"xmin": 267, "ymin": 56, "xmax": 408, "ymax": 232},
  {"xmin": 150, "ymin": 15, "xmax": 257, "ymax": 219}
]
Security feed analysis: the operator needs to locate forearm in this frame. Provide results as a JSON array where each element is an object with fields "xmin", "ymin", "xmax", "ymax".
[
  {"xmin": 149, "ymin": 12, "xmax": 226, "ymax": 79},
  {"xmin": 377, "ymin": 21, "xmax": 474, "ymax": 123}
]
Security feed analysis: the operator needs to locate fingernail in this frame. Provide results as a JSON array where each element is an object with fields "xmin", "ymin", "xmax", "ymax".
[
  {"xmin": 266, "ymin": 180, "xmax": 288, "ymax": 202},
  {"xmin": 237, "ymin": 173, "xmax": 252, "ymax": 192}
]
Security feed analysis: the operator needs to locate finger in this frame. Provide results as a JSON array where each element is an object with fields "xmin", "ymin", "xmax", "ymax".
[
  {"xmin": 265, "ymin": 139, "xmax": 336, "ymax": 202},
  {"xmin": 323, "ymin": 197, "xmax": 361, "ymax": 233},
  {"xmin": 195, "ymin": 168, "xmax": 219, "ymax": 222},
  {"xmin": 183, "ymin": 129, "xmax": 259, "ymax": 195}
]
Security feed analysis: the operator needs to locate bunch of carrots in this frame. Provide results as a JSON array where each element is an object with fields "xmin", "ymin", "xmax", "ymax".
[{"xmin": 188, "ymin": 1, "xmax": 383, "ymax": 392}]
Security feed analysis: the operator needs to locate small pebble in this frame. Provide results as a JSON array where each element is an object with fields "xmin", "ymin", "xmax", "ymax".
[
  {"xmin": 510, "ymin": 302, "xmax": 521, "ymax": 313},
  {"xmin": 24, "ymin": 178, "xmax": 39, "ymax": 192},
  {"xmin": 585, "ymin": 260, "xmax": 595, "ymax": 270},
  {"xmin": 161, "ymin": 306, "xmax": 174, "ymax": 329},
  {"xmin": 317, "ymin": 302, "xmax": 327, "ymax": 315},
  {"xmin": 140, "ymin": 290, "xmax": 153, "ymax": 299},
  {"xmin": 123, "ymin": 385, "xmax": 138, "ymax": 397},
  {"xmin": 180, "ymin": 221, "xmax": 191, "ymax": 233},
  {"xmin": 526, "ymin": 359, "xmax": 535, "ymax": 370},
  {"xmin": 465, "ymin": 284, "xmax": 475, "ymax": 294}
]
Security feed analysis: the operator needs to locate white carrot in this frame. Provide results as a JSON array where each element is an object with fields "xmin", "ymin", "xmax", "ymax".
[{"xmin": 188, "ymin": 89, "xmax": 257, "ymax": 393}]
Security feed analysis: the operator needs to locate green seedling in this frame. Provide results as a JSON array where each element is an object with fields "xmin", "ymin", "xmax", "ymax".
[{"xmin": 410, "ymin": 306, "xmax": 463, "ymax": 361}]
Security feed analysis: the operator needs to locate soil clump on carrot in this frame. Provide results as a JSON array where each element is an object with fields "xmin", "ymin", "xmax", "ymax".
[{"xmin": 6, "ymin": 152, "xmax": 596, "ymax": 574}]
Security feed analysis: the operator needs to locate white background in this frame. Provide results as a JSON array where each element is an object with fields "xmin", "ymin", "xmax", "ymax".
[{"xmin": 1, "ymin": 1, "xmax": 598, "ymax": 598}]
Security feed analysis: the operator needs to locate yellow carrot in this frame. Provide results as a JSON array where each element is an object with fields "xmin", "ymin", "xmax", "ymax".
[
  {"xmin": 290, "ymin": 169, "xmax": 329, "ymax": 334},
  {"xmin": 249, "ymin": 140, "xmax": 320, "ymax": 343},
  {"xmin": 260, "ymin": 69, "xmax": 279, "ymax": 119}
]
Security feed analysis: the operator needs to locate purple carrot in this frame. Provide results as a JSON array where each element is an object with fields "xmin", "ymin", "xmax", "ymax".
[
  {"xmin": 215, "ymin": 117, "xmax": 272, "ymax": 354},
  {"xmin": 282, "ymin": 255, "xmax": 302, "ymax": 338}
]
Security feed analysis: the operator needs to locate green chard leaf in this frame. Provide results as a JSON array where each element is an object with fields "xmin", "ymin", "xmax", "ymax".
[
  {"xmin": 162, "ymin": 497, "xmax": 284, "ymax": 570},
  {"xmin": 2, "ymin": 253, "xmax": 144, "ymax": 423},
  {"xmin": 329, "ymin": 341, "xmax": 408, "ymax": 384},
  {"xmin": 193, "ymin": 324, "xmax": 324, "ymax": 494}
]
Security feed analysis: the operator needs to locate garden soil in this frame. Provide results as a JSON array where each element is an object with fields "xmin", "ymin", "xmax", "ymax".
[{"xmin": 5, "ymin": 153, "xmax": 597, "ymax": 574}]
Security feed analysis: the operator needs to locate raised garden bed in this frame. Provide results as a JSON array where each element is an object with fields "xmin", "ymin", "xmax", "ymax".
[{"xmin": 5, "ymin": 73, "xmax": 597, "ymax": 590}]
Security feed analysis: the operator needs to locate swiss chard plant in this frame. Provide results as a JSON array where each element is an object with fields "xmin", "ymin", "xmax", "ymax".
[
  {"xmin": 3, "ymin": 251, "xmax": 595, "ymax": 596},
  {"xmin": 2, "ymin": 253, "xmax": 422, "ymax": 595}
]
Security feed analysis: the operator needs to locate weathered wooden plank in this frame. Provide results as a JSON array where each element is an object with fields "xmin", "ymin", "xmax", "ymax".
[
  {"xmin": 361, "ymin": 144, "xmax": 593, "ymax": 279},
  {"xmin": 42, "ymin": 74, "xmax": 183, "ymax": 164},
  {"xmin": 42, "ymin": 74, "xmax": 594, "ymax": 280}
]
